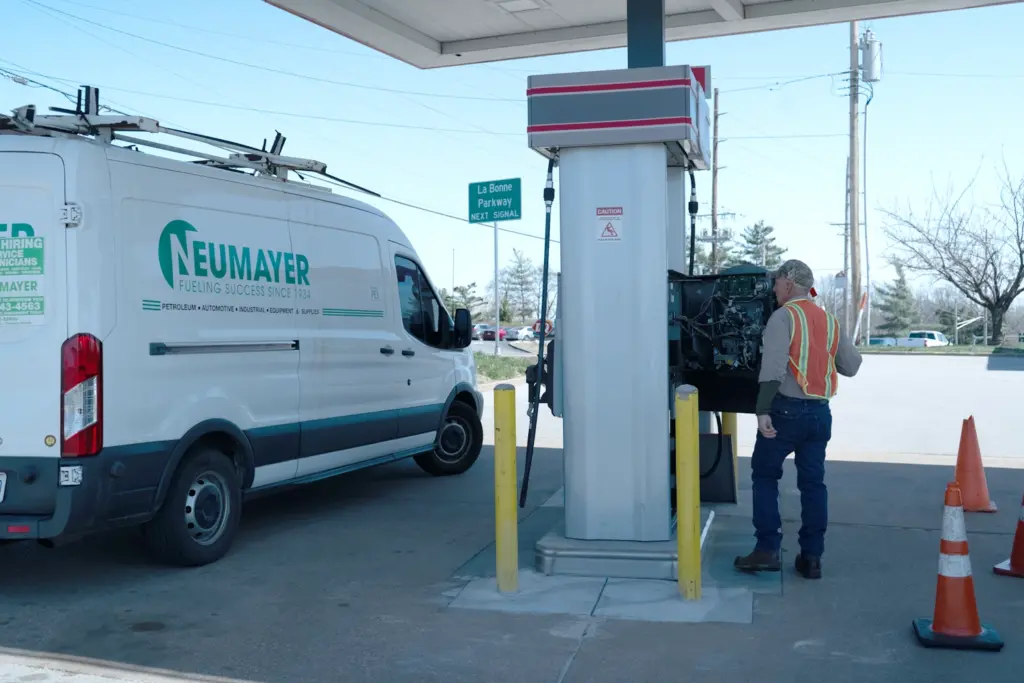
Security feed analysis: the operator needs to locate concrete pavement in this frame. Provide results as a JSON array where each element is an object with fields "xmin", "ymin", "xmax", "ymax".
[
  {"xmin": 733, "ymin": 354, "xmax": 1024, "ymax": 464},
  {"xmin": 1, "ymin": 354, "xmax": 1022, "ymax": 682}
]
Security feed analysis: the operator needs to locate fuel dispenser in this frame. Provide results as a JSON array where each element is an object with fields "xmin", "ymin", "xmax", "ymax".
[{"xmin": 520, "ymin": 65, "xmax": 778, "ymax": 579}]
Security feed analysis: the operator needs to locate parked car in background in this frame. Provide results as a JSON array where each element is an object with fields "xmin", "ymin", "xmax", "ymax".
[
  {"xmin": 900, "ymin": 330, "xmax": 951, "ymax": 347},
  {"xmin": 871, "ymin": 330, "xmax": 951, "ymax": 347},
  {"xmin": 472, "ymin": 323, "xmax": 487, "ymax": 340},
  {"xmin": 481, "ymin": 326, "xmax": 507, "ymax": 341},
  {"xmin": 505, "ymin": 326, "xmax": 534, "ymax": 341}
]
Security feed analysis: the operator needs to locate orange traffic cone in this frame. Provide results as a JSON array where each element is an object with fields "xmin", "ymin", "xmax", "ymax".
[
  {"xmin": 993, "ymin": 493, "xmax": 1024, "ymax": 578},
  {"xmin": 913, "ymin": 482, "xmax": 1003, "ymax": 651},
  {"xmin": 954, "ymin": 416, "xmax": 997, "ymax": 513}
]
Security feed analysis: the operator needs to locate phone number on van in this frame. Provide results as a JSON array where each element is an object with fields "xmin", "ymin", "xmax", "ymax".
[{"xmin": 0, "ymin": 296, "xmax": 44, "ymax": 314}]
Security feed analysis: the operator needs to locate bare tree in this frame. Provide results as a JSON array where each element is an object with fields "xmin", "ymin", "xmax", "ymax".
[
  {"xmin": 500, "ymin": 249, "xmax": 539, "ymax": 322},
  {"xmin": 880, "ymin": 163, "xmax": 1024, "ymax": 343}
]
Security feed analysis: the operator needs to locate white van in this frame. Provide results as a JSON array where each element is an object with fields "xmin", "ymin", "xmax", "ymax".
[{"xmin": 0, "ymin": 96, "xmax": 483, "ymax": 566}]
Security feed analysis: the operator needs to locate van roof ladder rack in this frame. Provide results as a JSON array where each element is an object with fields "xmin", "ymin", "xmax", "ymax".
[{"xmin": 0, "ymin": 85, "xmax": 379, "ymax": 197}]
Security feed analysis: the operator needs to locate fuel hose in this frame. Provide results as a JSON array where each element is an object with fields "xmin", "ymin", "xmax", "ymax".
[{"xmin": 519, "ymin": 152, "xmax": 557, "ymax": 508}]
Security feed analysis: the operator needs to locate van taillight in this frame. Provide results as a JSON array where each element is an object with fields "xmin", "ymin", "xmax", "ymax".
[{"xmin": 61, "ymin": 334, "xmax": 102, "ymax": 457}]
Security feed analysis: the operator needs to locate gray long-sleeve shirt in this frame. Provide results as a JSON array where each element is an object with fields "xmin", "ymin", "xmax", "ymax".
[{"xmin": 757, "ymin": 295, "xmax": 863, "ymax": 406}]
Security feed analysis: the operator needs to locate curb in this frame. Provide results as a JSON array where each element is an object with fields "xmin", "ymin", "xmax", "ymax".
[
  {"xmin": 860, "ymin": 350, "xmax": 1023, "ymax": 357},
  {"xmin": 507, "ymin": 340, "xmax": 550, "ymax": 354}
]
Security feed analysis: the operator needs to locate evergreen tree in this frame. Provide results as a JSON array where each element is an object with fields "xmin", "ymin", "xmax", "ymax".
[
  {"xmin": 449, "ymin": 282, "xmax": 486, "ymax": 316},
  {"xmin": 934, "ymin": 301, "xmax": 985, "ymax": 344},
  {"xmin": 691, "ymin": 244, "xmax": 712, "ymax": 275},
  {"xmin": 499, "ymin": 294, "xmax": 513, "ymax": 324},
  {"xmin": 875, "ymin": 263, "xmax": 917, "ymax": 337},
  {"xmin": 689, "ymin": 239, "xmax": 734, "ymax": 275},
  {"xmin": 732, "ymin": 220, "xmax": 786, "ymax": 268},
  {"xmin": 935, "ymin": 307, "xmax": 957, "ymax": 341}
]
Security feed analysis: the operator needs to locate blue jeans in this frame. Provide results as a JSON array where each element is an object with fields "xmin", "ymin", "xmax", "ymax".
[{"xmin": 751, "ymin": 394, "xmax": 833, "ymax": 558}]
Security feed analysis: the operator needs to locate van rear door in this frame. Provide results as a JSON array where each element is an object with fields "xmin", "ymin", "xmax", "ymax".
[{"xmin": 0, "ymin": 152, "xmax": 68, "ymax": 508}]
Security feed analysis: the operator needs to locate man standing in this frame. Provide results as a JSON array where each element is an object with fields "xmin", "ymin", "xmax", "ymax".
[{"xmin": 734, "ymin": 259, "xmax": 862, "ymax": 579}]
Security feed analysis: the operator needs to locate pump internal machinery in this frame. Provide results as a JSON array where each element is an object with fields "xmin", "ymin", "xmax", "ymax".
[{"xmin": 668, "ymin": 267, "xmax": 777, "ymax": 415}]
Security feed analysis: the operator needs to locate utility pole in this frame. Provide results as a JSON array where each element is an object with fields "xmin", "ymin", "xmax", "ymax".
[
  {"xmin": 849, "ymin": 21, "xmax": 862, "ymax": 341},
  {"xmin": 860, "ymin": 28, "xmax": 883, "ymax": 345},
  {"xmin": 711, "ymin": 87, "xmax": 721, "ymax": 270},
  {"xmin": 843, "ymin": 157, "xmax": 851, "ymax": 329}
]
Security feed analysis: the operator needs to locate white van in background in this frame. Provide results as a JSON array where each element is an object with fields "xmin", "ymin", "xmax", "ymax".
[{"xmin": 0, "ymin": 92, "xmax": 483, "ymax": 566}]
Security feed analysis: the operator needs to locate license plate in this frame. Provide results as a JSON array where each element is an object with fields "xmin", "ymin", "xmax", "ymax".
[{"xmin": 0, "ymin": 472, "xmax": 6, "ymax": 503}]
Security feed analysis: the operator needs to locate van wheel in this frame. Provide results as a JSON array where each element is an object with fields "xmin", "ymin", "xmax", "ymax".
[
  {"xmin": 143, "ymin": 448, "xmax": 242, "ymax": 567},
  {"xmin": 414, "ymin": 401, "xmax": 483, "ymax": 476}
]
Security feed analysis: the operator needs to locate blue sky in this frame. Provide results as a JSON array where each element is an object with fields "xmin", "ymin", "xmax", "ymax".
[{"xmin": 3, "ymin": 0, "xmax": 1024, "ymax": 301}]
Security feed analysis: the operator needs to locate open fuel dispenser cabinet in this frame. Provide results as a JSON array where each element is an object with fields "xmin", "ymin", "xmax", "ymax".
[{"xmin": 668, "ymin": 265, "xmax": 777, "ymax": 415}]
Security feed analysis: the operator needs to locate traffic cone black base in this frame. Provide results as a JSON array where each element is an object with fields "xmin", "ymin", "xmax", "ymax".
[
  {"xmin": 993, "ymin": 559, "xmax": 1024, "ymax": 578},
  {"xmin": 912, "ymin": 618, "xmax": 1004, "ymax": 652}
]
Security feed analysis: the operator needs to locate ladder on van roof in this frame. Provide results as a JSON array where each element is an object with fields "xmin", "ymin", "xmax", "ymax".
[{"xmin": 0, "ymin": 85, "xmax": 379, "ymax": 197}]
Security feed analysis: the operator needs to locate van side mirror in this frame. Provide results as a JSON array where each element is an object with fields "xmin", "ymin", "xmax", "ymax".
[{"xmin": 453, "ymin": 308, "xmax": 472, "ymax": 349}]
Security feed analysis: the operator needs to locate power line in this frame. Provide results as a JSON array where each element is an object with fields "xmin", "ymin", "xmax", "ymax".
[
  {"xmin": 43, "ymin": 0, "xmax": 394, "ymax": 58},
  {"xmin": 23, "ymin": 0, "xmax": 534, "ymax": 160},
  {"xmin": 24, "ymin": 0, "xmax": 523, "ymax": 103},
  {"xmin": 0, "ymin": 64, "xmax": 849, "ymax": 143},
  {"xmin": 0, "ymin": 60, "xmax": 185, "ymax": 126},
  {"xmin": 0, "ymin": 68, "xmax": 557, "ymax": 245},
  {"xmin": 20, "ymin": 1, "xmax": 532, "ymax": 166},
  {"xmin": 351, "ymin": 190, "xmax": 561, "ymax": 245},
  {"xmin": 719, "ymin": 72, "xmax": 844, "ymax": 94},
  {"xmin": 886, "ymin": 70, "xmax": 1024, "ymax": 79},
  {"xmin": 21, "ymin": 0, "xmax": 250, "ymax": 126},
  {"xmin": 0, "ymin": 66, "xmax": 525, "ymax": 136},
  {"xmin": 725, "ymin": 133, "xmax": 847, "ymax": 140}
]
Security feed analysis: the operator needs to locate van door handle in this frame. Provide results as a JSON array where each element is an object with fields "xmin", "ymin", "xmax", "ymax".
[
  {"xmin": 380, "ymin": 346, "xmax": 395, "ymax": 356},
  {"xmin": 402, "ymin": 349, "xmax": 416, "ymax": 357}
]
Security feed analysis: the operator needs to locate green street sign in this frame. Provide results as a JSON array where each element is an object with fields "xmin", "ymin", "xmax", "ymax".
[{"xmin": 468, "ymin": 178, "xmax": 522, "ymax": 223}]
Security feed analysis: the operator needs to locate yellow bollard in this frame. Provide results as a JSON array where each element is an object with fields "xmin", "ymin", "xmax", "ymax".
[
  {"xmin": 721, "ymin": 412, "xmax": 739, "ymax": 500},
  {"xmin": 675, "ymin": 385, "xmax": 701, "ymax": 600},
  {"xmin": 493, "ymin": 383, "xmax": 519, "ymax": 593}
]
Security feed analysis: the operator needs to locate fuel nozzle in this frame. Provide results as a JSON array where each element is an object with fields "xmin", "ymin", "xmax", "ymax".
[{"xmin": 688, "ymin": 170, "xmax": 698, "ymax": 217}]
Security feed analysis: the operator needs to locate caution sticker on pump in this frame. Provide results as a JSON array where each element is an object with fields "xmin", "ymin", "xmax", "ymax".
[
  {"xmin": 596, "ymin": 207, "xmax": 622, "ymax": 242},
  {"xmin": 0, "ymin": 229, "xmax": 46, "ymax": 326}
]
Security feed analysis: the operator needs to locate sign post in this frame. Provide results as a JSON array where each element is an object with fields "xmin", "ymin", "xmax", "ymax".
[{"xmin": 469, "ymin": 178, "xmax": 522, "ymax": 355}]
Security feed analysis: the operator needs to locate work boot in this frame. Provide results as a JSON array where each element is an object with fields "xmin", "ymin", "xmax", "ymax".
[
  {"xmin": 733, "ymin": 549, "xmax": 781, "ymax": 572},
  {"xmin": 794, "ymin": 552, "xmax": 822, "ymax": 579}
]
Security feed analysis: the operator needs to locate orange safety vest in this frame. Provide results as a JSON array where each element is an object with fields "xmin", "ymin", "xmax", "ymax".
[{"xmin": 783, "ymin": 298, "xmax": 841, "ymax": 399}]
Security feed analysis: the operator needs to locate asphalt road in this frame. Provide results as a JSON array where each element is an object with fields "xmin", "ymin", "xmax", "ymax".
[
  {"xmin": 734, "ymin": 353, "xmax": 1024, "ymax": 462},
  {"xmin": 0, "ymin": 449, "xmax": 568, "ymax": 683},
  {"xmin": 2, "ymin": 353, "xmax": 1022, "ymax": 682}
]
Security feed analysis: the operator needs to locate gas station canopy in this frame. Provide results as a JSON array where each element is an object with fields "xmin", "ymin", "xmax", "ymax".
[{"xmin": 265, "ymin": 0, "xmax": 1002, "ymax": 68}]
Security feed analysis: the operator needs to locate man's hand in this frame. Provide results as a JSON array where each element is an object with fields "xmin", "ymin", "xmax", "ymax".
[{"xmin": 757, "ymin": 414, "xmax": 777, "ymax": 439}]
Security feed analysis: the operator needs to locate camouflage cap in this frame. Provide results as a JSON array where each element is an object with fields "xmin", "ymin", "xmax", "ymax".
[{"xmin": 774, "ymin": 259, "xmax": 814, "ymax": 290}]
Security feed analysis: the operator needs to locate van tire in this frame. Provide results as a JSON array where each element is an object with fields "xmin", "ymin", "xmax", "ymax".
[
  {"xmin": 415, "ymin": 400, "xmax": 483, "ymax": 476},
  {"xmin": 142, "ymin": 448, "xmax": 242, "ymax": 567}
]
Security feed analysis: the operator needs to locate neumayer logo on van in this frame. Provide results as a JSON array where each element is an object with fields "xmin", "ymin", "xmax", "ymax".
[{"xmin": 158, "ymin": 220, "xmax": 310, "ymax": 300}]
